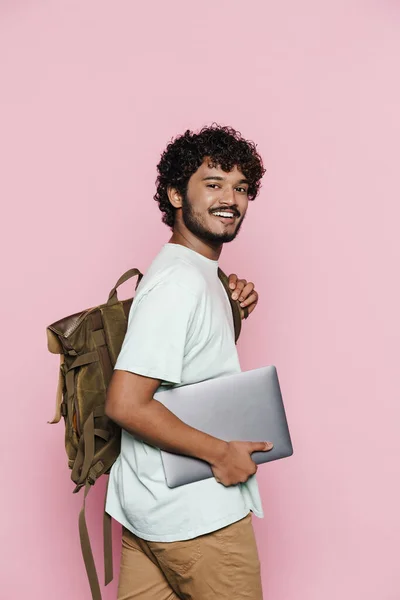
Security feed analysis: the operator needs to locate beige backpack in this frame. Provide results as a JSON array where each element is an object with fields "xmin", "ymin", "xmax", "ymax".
[{"xmin": 47, "ymin": 267, "xmax": 242, "ymax": 599}]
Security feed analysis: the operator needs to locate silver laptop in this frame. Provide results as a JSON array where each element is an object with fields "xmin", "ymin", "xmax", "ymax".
[{"xmin": 154, "ymin": 366, "xmax": 293, "ymax": 488}]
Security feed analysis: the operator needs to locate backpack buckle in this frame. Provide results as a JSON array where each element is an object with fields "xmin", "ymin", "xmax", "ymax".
[{"xmin": 87, "ymin": 461, "xmax": 105, "ymax": 485}]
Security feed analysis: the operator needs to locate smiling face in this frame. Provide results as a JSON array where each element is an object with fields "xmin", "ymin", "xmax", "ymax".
[{"xmin": 179, "ymin": 159, "xmax": 249, "ymax": 244}]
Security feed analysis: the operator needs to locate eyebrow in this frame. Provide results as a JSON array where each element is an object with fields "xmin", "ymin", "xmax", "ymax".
[{"xmin": 202, "ymin": 176, "xmax": 249, "ymax": 184}]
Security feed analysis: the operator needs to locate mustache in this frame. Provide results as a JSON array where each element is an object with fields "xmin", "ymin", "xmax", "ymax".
[{"xmin": 209, "ymin": 207, "xmax": 241, "ymax": 218}]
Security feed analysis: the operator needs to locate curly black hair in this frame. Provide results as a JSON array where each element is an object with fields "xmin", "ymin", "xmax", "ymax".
[{"xmin": 154, "ymin": 124, "xmax": 266, "ymax": 229}]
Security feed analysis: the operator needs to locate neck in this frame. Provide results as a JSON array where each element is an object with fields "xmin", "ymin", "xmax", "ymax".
[{"xmin": 169, "ymin": 226, "xmax": 223, "ymax": 261}]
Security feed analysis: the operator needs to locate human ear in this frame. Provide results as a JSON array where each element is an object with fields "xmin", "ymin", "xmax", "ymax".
[{"xmin": 167, "ymin": 186, "xmax": 183, "ymax": 209}]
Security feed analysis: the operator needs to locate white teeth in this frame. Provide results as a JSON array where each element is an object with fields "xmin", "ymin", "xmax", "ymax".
[{"xmin": 213, "ymin": 211, "xmax": 235, "ymax": 218}]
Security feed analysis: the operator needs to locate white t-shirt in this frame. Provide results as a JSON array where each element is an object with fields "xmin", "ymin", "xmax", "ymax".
[{"xmin": 105, "ymin": 243, "xmax": 264, "ymax": 542}]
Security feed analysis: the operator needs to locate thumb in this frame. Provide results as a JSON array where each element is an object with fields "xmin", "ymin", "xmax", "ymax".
[{"xmin": 249, "ymin": 441, "xmax": 274, "ymax": 453}]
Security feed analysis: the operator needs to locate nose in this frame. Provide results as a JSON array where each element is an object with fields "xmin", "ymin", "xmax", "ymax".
[{"xmin": 220, "ymin": 186, "xmax": 235, "ymax": 206}]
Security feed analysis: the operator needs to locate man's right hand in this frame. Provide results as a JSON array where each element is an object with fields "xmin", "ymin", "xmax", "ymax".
[{"xmin": 211, "ymin": 441, "xmax": 274, "ymax": 486}]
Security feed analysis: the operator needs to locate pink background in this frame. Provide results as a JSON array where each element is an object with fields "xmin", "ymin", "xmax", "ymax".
[{"xmin": 1, "ymin": 1, "xmax": 399, "ymax": 598}]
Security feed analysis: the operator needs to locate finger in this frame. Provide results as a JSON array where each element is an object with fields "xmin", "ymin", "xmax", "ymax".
[
  {"xmin": 249, "ymin": 441, "xmax": 274, "ymax": 453},
  {"xmin": 240, "ymin": 291, "xmax": 258, "ymax": 308},
  {"xmin": 231, "ymin": 279, "xmax": 247, "ymax": 301},
  {"xmin": 216, "ymin": 478, "xmax": 229, "ymax": 487},
  {"xmin": 237, "ymin": 282, "xmax": 255, "ymax": 303},
  {"xmin": 228, "ymin": 273, "xmax": 238, "ymax": 290}
]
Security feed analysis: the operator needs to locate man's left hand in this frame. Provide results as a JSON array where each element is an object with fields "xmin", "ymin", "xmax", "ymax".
[{"xmin": 228, "ymin": 274, "xmax": 259, "ymax": 320}]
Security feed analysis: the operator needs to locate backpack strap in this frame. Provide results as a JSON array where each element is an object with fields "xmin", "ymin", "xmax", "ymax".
[
  {"xmin": 71, "ymin": 406, "xmax": 109, "ymax": 489},
  {"xmin": 97, "ymin": 269, "xmax": 142, "ymax": 592},
  {"xmin": 107, "ymin": 268, "xmax": 143, "ymax": 306},
  {"xmin": 218, "ymin": 268, "xmax": 242, "ymax": 343},
  {"xmin": 103, "ymin": 478, "xmax": 113, "ymax": 586},
  {"xmin": 79, "ymin": 480, "xmax": 103, "ymax": 600},
  {"xmin": 102, "ymin": 268, "xmax": 143, "ymax": 366},
  {"xmin": 75, "ymin": 411, "xmax": 114, "ymax": 597}
]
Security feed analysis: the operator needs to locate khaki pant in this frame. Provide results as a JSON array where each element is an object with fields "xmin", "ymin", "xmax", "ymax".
[{"xmin": 118, "ymin": 513, "xmax": 263, "ymax": 599}]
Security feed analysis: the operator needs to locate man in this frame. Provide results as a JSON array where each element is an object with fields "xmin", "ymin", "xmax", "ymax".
[{"xmin": 105, "ymin": 124, "xmax": 273, "ymax": 599}]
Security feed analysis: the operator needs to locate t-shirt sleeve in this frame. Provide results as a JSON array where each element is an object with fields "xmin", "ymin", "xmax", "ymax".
[{"xmin": 114, "ymin": 281, "xmax": 197, "ymax": 385}]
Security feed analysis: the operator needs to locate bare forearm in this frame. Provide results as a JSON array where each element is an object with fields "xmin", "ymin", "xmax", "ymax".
[{"xmin": 110, "ymin": 399, "xmax": 228, "ymax": 465}]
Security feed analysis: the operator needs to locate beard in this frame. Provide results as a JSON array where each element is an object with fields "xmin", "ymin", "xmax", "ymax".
[{"xmin": 181, "ymin": 191, "xmax": 245, "ymax": 244}]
